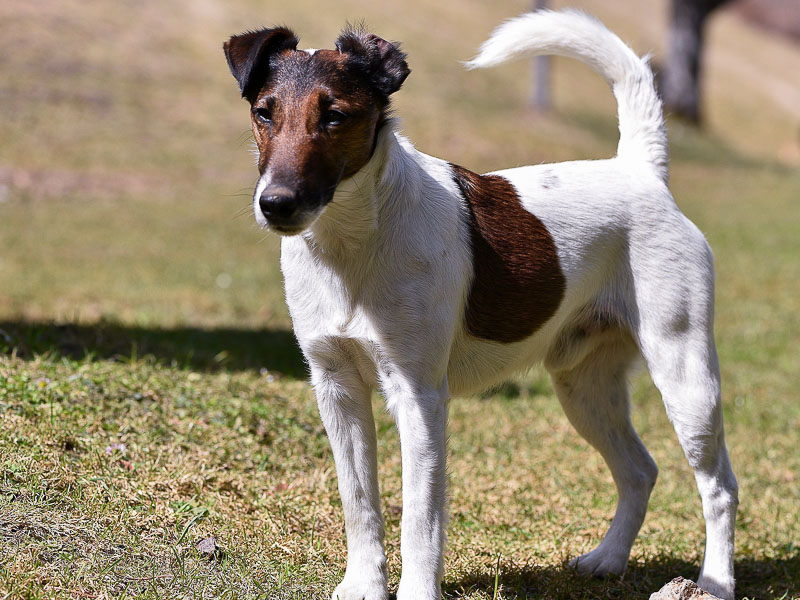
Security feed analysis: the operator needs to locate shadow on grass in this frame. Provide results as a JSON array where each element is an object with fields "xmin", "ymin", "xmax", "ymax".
[
  {"xmin": 443, "ymin": 552, "xmax": 800, "ymax": 599},
  {"xmin": 0, "ymin": 319, "xmax": 306, "ymax": 378}
]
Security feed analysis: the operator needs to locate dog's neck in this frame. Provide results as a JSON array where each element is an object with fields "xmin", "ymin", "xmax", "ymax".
[{"xmin": 302, "ymin": 120, "xmax": 418, "ymax": 257}]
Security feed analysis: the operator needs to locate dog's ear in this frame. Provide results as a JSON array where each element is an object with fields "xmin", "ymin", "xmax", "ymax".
[
  {"xmin": 335, "ymin": 26, "xmax": 410, "ymax": 99},
  {"xmin": 223, "ymin": 27, "xmax": 299, "ymax": 102}
]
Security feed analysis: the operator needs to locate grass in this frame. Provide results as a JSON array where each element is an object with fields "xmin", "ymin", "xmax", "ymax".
[{"xmin": 2, "ymin": 0, "xmax": 800, "ymax": 598}]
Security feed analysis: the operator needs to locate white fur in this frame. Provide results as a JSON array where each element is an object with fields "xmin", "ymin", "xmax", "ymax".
[
  {"xmin": 274, "ymin": 10, "xmax": 737, "ymax": 600},
  {"xmin": 466, "ymin": 9, "xmax": 668, "ymax": 183}
]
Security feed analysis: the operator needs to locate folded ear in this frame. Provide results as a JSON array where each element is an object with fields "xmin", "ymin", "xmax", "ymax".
[
  {"xmin": 335, "ymin": 27, "xmax": 410, "ymax": 99},
  {"xmin": 223, "ymin": 27, "xmax": 299, "ymax": 102}
]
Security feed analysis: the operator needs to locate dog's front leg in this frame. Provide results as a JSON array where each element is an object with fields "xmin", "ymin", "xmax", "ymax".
[
  {"xmin": 311, "ymin": 360, "xmax": 388, "ymax": 600},
  {"xmin": 389, "ymin": 383, "xmax": 449, "ymax": 600}
]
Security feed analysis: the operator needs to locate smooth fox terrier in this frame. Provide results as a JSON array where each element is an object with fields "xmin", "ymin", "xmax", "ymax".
[{"xmin": 224, "ymin": 10, "xmax": 737, "ymax": 600}]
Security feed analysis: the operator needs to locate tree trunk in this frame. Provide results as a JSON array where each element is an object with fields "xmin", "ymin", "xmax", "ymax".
[{"xmin": 662, "ymin": 0, "xmax": 731, "ymax": 124}]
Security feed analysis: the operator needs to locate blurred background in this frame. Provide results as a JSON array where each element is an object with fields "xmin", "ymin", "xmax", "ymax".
[
  {"xmin": 2, "ymin": 2, "xmax": 799, "ymax": 598},
  {"xmin": 1, "ymin": 0, "xmax": 798, "ymax": 332}
]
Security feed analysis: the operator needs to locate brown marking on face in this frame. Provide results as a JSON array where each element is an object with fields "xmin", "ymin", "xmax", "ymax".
[
  {"xmin": 250, "ymin": 49, "xmax": 383, "ymax": 192},
  {"xmin": 223, "ymin": 26, "xmax": 410, "ymax": 232},
  {"xmin": 452, "ymin": 165, "xmax": 566, "ymax": 343}
]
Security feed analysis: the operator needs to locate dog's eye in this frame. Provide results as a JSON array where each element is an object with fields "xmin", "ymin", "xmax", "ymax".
[
  {"xmin": 321, "ymin": 109, "xmax": 347, "ymax": 127},
  {"xmin": 253, "ymin": 107, "xmax": 272, "ymax": 124}
]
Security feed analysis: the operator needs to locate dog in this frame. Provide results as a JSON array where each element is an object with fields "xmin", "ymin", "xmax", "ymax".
[{"xmin": 223, "ymin": 10, "xmax": 738, "ymax": 600}]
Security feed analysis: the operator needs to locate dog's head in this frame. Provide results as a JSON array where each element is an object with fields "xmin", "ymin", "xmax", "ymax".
[{"xmin": 224, "ymin": 25, "xmax": 410, "ymax": 235}]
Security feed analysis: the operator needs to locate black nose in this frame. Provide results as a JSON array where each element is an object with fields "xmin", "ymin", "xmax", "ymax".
[{"xmin": 258, "ymin": 186, "xmax": 300, "ymax": 222}]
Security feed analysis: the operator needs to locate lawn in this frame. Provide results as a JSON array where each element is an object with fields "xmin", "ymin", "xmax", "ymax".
[{"xmin": 1, "ymin": 0, "xmax": 799, "ymax": 598}]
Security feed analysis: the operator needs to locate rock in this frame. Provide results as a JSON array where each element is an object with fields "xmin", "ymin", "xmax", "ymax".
[
  {"xmin": 649, "ymin": 577, "xmax": 723, "ymax": 600},
  {"xmin": 195, "ymin": 535, "xmax": 223, "ymax": 560}
]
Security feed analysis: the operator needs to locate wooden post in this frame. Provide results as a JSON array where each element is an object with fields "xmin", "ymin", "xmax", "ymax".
[{"xmin": 531, "ymin": 0, "xmax": 551, "ymax": 111}]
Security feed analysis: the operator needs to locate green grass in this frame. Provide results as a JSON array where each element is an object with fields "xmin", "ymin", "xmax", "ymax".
[{"xmin": 2, "ymin": 0, "xmax": 800, "ymax": 598}]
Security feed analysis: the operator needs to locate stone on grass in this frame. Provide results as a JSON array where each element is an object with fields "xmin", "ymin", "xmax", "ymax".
[
  {"xmin": 649, "ymin": 577, "xmax": 723, "ymax": 600},
  {"xmin": 195, "ymin": 535, "xmax": 223, "ymax": 560}
]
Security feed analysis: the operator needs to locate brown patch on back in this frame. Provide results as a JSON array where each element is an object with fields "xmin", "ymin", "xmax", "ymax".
[{"xmin": 452, "ymin": 165, "xmax": 565, "ymax": 343}]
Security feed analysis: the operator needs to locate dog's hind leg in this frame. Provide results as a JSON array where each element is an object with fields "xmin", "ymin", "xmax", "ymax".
[
  {"xmin": 641, "ymin": 341, "xmax": 736, "ymax": 600},
  {"xmin": 634, "ymin": 269, "xmax": 737, "ymax": 599},
  {"xmin": 546, "ymin": 327, "xmax": 658, "ymax": 578}
]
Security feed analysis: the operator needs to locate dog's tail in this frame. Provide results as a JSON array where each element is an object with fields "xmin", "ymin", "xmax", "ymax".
[{"xmin": 465, "ymin": 10, "xmax": 668, "ymax": 183}]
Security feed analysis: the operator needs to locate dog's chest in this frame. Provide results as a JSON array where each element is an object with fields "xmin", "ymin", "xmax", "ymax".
[
  {"xmin": 280, "ymin": 235, "xmax": 423, "ymax": 347},
  {"xmin": 280, "ymin": 226, "xmax": 469, "ymax": 391},
  {"xmin": 281, "ymin": 243, "xmax": 367, "ymax": 340}
]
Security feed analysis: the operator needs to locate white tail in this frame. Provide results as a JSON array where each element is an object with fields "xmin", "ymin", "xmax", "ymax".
[{"xmin": 466, "ymin": 10, "xmax": 668, "ymax": 183}]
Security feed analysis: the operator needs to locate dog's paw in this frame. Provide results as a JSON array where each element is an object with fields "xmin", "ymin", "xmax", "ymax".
[
  {"xmin": 331, "ymin": 578, "xmax": 389, "ymax": 600},
  {"xmin": 696, "ymin": 575, "xmax": 734, "ymax": 600},
  {"xmin": 569, "ymin": 545, "xmax": 628, "ymax": 578}
]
